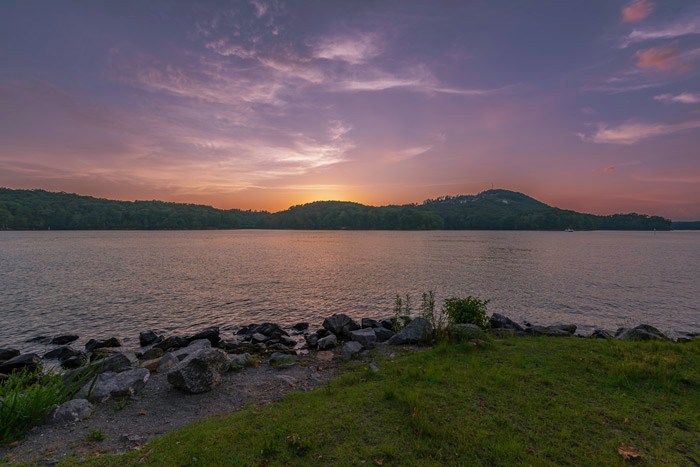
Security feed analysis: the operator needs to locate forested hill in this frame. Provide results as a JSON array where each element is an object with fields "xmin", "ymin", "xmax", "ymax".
[{"xmin": 0, "ymin": 187, "xmax": 673, "ymax": 231}]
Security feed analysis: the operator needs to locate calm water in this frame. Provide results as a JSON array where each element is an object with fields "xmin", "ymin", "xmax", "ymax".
[{"xmin": 1, "ymin": 230, "xmax": 698, "ymax": 351}]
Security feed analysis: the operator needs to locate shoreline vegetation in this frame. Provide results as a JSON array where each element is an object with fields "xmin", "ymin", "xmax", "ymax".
[
  {"xmin": 1, "ymin": 295, "xmax": 698, "ymax": 464},
  {"xmin": 0, "ymin": 187, "xmax": 681, "ymax": 231}
]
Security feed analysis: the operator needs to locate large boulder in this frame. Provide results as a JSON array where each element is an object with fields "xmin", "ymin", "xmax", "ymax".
[
  {"xmin": 616, "ymin": 324, "xmax": 667, "ymax": 341},
  {"xmin": 350, "ymin": 328, "xmax": 377, "ymax": 349},
  {"xmin": 292, "ymin": 322, "xmax": 309, "ymax": 332},
  {"xmin": 139, "ymin": 330, "xmax": 160, "ymax": 347},
  {"xmin": 490, "ymin": 313, "xmax": 524, "ymax": 332},
  {"xmin": 0, "ymin": 353, "xmax": 41, "ymax": 374},
  {"xmin": 173, "ymin": 339, "xmax": 212, "ymax": 361},
  {"xmin": 387, "ymin": 317, "xmax": 433, "ymax": 345},
  {"xmin": 374, "ymin": 327, "xmax": 396, "ymax": 343},
  {"xmin": 342, "ymin": 341, "xmax": 364, "ymax": 360},
  {"xmin": 317, "ymin": 334, "xmax": 338, "ymax": 350},
  {"xmin": 78, "ymin": 368, "xmax": 150, "ymax": 402},
  {"xmin": 50, "ymin": 399, "xmax": 94, "ymax": 424},
  {"xmin": 85, "ymin": 337, "xmax": 121, "ymax": 353},
  {"xmin": 189, "ymin": 326, "xmax": 220, "ymax": 346},
  {"xmin": 251, "ymin": 333, "xmax": 269, "ymax": 344},
  {"xmin": 50, "ymin": 334, "xmax": 79, "ymax": 345},
  {"xmin": 93, "ymin": 352, "xmax": 137, "ymax": 373},
  {"xmin": 0, "ymin": 348, "xmax": 20, "ymax": 362},
  {"xmin": 448, "ymin": 323, "xmax": 488, "ymax": 341},
  {"xmin": 323, "ymin": 314, "xmax": 360, "ymax": 338},
  {"xmin": 154, "ymin": 335, "xmax": 190, "ymax": 351},
  {"xmin": 167, "ymin": 348, "xmax": 231, "ymax": 393},
  {"xmin": 61, "ymin": 355, "xmax": 87, "ymax": 369}
]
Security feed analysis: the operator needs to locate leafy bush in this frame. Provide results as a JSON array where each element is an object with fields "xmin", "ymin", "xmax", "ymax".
[
  {"xmin": 0, "ymin": 368, "xmax": 80, "ymax": 445},
  {"xmin": 442, "ymin": 296, "xmax": 491, "ymax": 329}
]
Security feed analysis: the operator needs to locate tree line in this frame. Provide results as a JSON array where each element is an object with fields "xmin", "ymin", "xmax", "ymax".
[{"xmin": 0, "ymin": 188, "xmax": 673, "ymax": 231}]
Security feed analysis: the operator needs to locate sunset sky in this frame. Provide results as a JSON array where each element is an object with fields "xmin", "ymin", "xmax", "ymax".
[{"xmin": 1, "ymin": 1, "xmax": 699, "ymax": 219}]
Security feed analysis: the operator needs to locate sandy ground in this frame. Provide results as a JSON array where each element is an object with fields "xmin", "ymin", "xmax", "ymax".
[{"xmin": 2, "ymin": 350, "xmax": 340, "ymax": 465}]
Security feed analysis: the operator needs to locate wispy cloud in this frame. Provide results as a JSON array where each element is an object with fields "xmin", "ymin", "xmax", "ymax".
[
  {"xmin": 654, "ymin": 92, "xmax": 700, "ymax": 104},
  {"xmin": 635, "ymin": 47, "xmax": 689, "ymax": 73},
  {"xmin": 621, "ymin": 14, "xmax": 700, "ymax": 47},
  {"xmin": 622, "ymin": 0, "xmax": 654, "ymax": 24},
  {"xmin": 312, "ymin": 33, "xmax": 381, "ymax": 64},
  {"xmin": 579, "ymin": 120, "xmax": 700, "ymax": 144}
]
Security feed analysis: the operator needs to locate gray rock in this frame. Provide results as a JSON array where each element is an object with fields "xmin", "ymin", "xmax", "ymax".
[
  {"xmin": 141, "ymin": 347, "xmax": 164, "ymax": 361},
  {"xmin": 369, "ymin": 362, "xmax": 380, "ymax": 373},
  {"xmin": 251, "ymin": 333, "xmax": 269, "ymax": 344},
  {"xmin": 292, "ymin": 322, "xmax": 309, "ymax": 332},
  {"xmin": 448, "ymin": 323, "xmax": 488, "ymax": 341},
  {"xmin": 85, "ymin": 337, "xmax": 121, "ymax": 353},
  {"xmin": 317, "ymin": 334, "xmax": 338, "ymax": 350},
  {"xmin": 591, "ymin": 329, "xmax": 614, "ymax": 339},
  {"xmin": 61, "ymin": 355, "xmax": 86, "ymax": 369},
  {"xmin": 188, "ymin": 326, "xmax": 220, "ymax": 346},
  {"xmin": 276, "ymin": 375, "xmax": 298, "ymax": 386},
  {"xmin": 525, "ymin": 326, "xmax": 571, "ymax": 337},
  {"xmin": 157, "ymin": 352, "xmax": 179, "ymax": 372},
  {"xmin": 249, "ymin": 323, "xmax": 288, "ymax": 337},
  {"xmin": 167, "ymin": 348, "xmax": 231, "ymax": 393},
  {"xmin": 139, "ymin": 330, "xmax": 160, "ymax": 347},
  {"xmin": 350, "ymin": 328, "xmax": 377, "ymax": 349},
  {"xmin": 305, "ymin": 333, "xmax": 319, "ymax": 348},
  {"xmin": 139, "ymin": 358, "xmax": 162, "ymax": 372},
  {"xmin": 549, "ymin": 324, "xmax": 577, "ymax": 335},
  {"xmin": 490, "ymin": 313, "xmax": 524, "ymax": 332},
  {"xmin": 229, "ymin": 353, "xmax": 252, "ymax": 369},
  {"xmin": 79, "ymin": 368, "xmax": 150, "ymax": 402},
  {"xmin": 173, "ymin": 339, "xmax": 212, "ymax": 360},
  {"xmin": 617, "ymin": 324, "xmax": 667, "ymax": 341},
  {"xmin": 51, "ymin": 399, "xmax": 94, "ymax": 424},
  {"xmin": 95, "ymin": 352, "xmax": 137, "ymax": 373},
  {"xmin": 342, "ymin": 341, "xmax": 364, "ymax": 360},
  {"xmin": 322, "ymin": 314, "xmax": 360, "ymax": 338},
  {"xmin": 361, "ymin": 318, "xmax": 380, "ymax": 328},
  {"xmin": 0, "ymin": 348, "xmax": 20, "ymax": 361},
  {"xmin": 373, "ymin": 327, "xmax": 395, "ymax": 343},
  {"xmin": 44, "ymin": 346, "xmax": 83, "ymax": 361},
  {"xmin": 154, "ymin": 335, "xmax": 190, "ymax": 351},
  {"xmin": 279, "ymin": 335, "xmax": 297, "ymax": 347},
  {"xmin": 387, "ymin": 317, "xmax": 433, "ymax": 345},
  {"xmin": 0, "ymin": 353, "xmax": 41, "ymax": 374},
  {"xmin": 269, "ymin": 352, "xmax": 299, "ymax": 366},
  {"xmin": 50, "ymin": 334, "xmax": 79, "ymax": 346}
]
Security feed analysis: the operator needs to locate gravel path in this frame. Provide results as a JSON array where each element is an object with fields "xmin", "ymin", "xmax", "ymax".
[{"xmin": 2, "ymin": 350, "xmax": 339, "ymax": 465}]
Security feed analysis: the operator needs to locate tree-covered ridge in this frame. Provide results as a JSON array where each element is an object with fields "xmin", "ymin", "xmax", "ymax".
[{"xmin": 0, "ymin": 187, "xmax": 674, "ymax": 231}]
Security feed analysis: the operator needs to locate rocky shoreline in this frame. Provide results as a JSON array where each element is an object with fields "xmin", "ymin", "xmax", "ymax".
[{"xmin": 1, "ymin": 313, "xmax": 698, "ymax": 463}]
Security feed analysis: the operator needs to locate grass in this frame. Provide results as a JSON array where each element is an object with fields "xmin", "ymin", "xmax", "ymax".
[
  {"xmin": 0, "ymin": 369, "xmax": 77, "ymax": 446},
  {"xmin": 64, "ymin": 337, "xmax": 699, "ymax": 465}
]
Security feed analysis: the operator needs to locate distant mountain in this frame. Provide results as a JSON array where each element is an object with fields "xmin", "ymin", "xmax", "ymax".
[{"xmin": 0, "ymin": 187, "xmax": 672, "ymax": 231}]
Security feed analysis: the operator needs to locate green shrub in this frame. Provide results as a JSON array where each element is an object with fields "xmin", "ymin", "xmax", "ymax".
[
  {"xmin": 442, "ymin": 296, "xmax": 491, "ymax": 328},
  {"xmin": 0, "ymin": 368, "xmax": 79, "ymax": 446}
]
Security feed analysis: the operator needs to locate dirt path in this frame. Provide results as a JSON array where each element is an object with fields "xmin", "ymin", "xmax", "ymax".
[{"xmin": 2, "ymin": 351, "xmax": 339, "ymax": 465}]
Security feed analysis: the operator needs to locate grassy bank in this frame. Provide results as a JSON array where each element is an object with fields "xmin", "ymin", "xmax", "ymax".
[{"xmin": 69, "ymin": 337, "xmax": 698, "ymax": 466}]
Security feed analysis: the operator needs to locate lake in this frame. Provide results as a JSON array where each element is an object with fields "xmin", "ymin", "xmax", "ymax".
[{"xmin": 1, "ymin": 230, "xmax": 698, "ymax": 351}]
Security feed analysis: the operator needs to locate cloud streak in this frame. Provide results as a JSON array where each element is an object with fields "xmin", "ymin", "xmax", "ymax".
[
  {"xmin": 579, "ymin": 120, "xmax": 700, "ymax": 144},
  {"xmin": 654, "ymin": 93, "xmax": 700, "ymax": 104},
  {"xmin": 621, "ymin": 14, "xmax": 700, "ymax": 47}
]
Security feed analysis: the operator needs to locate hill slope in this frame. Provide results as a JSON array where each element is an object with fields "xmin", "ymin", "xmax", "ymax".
[{"xmin": 0, "ymin": 187, "xmax": 672, "ymax": 230}]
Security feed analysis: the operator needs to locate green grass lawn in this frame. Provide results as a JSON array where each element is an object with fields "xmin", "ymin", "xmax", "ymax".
[{"xmin": 70, "ymin": 337, "xmax": 699, "ymax": 466}]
